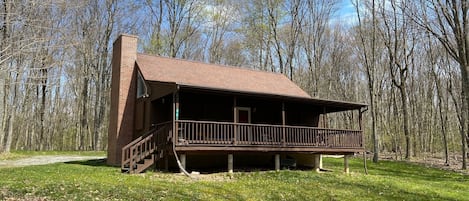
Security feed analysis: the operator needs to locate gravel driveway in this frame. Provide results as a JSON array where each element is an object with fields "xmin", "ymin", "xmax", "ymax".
[{"xmin": 0, "ymin": 155, "xmax": 105, "ymax": 168}]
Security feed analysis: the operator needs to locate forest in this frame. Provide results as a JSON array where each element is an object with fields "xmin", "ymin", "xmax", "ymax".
[{"xmin": 0, "ymin": 0, "xmax": 468, "ymax": 170}]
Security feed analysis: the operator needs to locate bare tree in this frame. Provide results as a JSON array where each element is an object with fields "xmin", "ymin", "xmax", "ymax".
[
  {"xmin": 266, "ymin": 0, "xmax": 285, "ymax": 74},
  {"xmin": 354, "ymin": 0, "xmax": 380, "ymax": 162},
  {"xmin": 427, "ymin": 35, "xmax": 450, "ymax": 165},
  {"xmin": 300, "ymin": 0, "xmax": 337, "ymax": 96},
  {"xmin": 409, "ymin": 0, "xmax": 468, "ymax": 169},
  {"xmin": 0, "ymin": 0, "xmax": 59, "ymax": 152},
  {"xmin": 378, "ymin": 0, "xmax": 416, "ymax": 159},
  {"xmin": 238, "ymin": 0, "xmax": 272, "ymax": 71}
]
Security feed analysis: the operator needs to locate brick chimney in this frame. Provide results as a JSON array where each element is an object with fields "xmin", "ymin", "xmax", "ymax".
[{"xmin": 107, "ymin": 34, "xmax": 138, "ymax": 165}]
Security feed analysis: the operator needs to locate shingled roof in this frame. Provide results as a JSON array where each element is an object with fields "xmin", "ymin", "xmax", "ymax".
[
  {"xmin": 136, "ymin": 54, "xmax": 311, "ymax": 99},
  {"xmin": 136, "ymin": 54, "xmax": 366, "ymax": 111}
]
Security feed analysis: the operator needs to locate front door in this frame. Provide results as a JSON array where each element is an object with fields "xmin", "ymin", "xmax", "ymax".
[
  {"xmin": 236, "ymin": 107, "xmax": 251, "ymax": 143},
  {"xmin": 236, "ymin": 107, "xmax": 251, "ymax": 123}
]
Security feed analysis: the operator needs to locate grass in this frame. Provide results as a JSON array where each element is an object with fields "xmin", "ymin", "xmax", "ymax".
[
  {"xmin": 0, "ymin": 155, "xmax": 468, "ymax": 201},
  {"xmin": 0, "ymin": 150, "xmax": 105, "ymax": 160}
]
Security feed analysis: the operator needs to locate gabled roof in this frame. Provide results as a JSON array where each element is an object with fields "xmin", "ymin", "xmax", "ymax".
[
  {"xmin": 136, "ymin": 54, "xmax": 367, "ymax": 111},
  {"xmin": 136, "ymin": 54, "xmax": 311, "ymax": 99}
]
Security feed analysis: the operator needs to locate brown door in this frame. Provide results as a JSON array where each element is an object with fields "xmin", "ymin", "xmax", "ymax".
[
  {"xmin": 238, "ymin": 110, "xmax": 249, "ymax": 123},
  {"xmin": 236, "ymin": 107, "xmax": 251, "ymax": 143},
  {"xmin": 236, "ymin": 107, "xmax": 251, "ymax": 123}
]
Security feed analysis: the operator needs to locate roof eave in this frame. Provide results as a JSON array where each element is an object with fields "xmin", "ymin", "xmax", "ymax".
[{"xmin": 176, "ymin": 84, "xmax": 367, "ymax": 112}]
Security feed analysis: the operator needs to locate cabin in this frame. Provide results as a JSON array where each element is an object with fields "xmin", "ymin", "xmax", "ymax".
[{"xmin": 107, "ymin": 34, "xmax": 367, "ymax": 174}]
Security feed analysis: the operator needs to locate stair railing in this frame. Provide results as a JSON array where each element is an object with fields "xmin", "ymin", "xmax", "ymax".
[
  {"xmin": 121, "ymin": 128, "xmax": 157, "ymax": 173},
  {"xmin": 121, "ymin": 122, "xmax": 173, "ymax": 173}
]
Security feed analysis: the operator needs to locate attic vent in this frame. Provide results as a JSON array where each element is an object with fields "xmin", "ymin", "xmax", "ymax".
[{"xmin": 137, "ymin": 70, "xmax": 147, "ymax": 98}]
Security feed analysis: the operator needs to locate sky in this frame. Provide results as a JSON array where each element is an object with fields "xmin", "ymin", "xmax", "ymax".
[{"xmin": 334, "ymin": 0, "xmax": 359, "ymax": 25}]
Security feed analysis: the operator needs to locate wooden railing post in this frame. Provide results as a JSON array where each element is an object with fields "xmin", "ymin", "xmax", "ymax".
[
  {"xmin": 129, "ymin": 146, "xmax": 134, "ymax": 173},
  {"xmin": 233, "ymin": 97, "xmax": 237, "ymax": 145},
  {"xmin": 121, "ymin": 148, "xmax": 126, "ymax": 171},
  {"xmin": 282, "ymin": 102, "xmax": 286, "ymax": 146}
]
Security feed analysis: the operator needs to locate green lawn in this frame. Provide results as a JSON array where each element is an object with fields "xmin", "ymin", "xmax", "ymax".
[{"xmin": 0, "ymin": 155, "xmax": 467, "ymax": 201}]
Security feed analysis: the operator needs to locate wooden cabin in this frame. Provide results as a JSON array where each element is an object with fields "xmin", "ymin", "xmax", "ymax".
[{"xmin": 107, "ymin": 34, "xmax": 367, "ymax": 174}]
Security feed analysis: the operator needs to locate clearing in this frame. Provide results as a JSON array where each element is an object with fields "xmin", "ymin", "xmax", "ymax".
[{"xmin": 0, "ymin": 155, "xmax": 105, "ymax": 168}]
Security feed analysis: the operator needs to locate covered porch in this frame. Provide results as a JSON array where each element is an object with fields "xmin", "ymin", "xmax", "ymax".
[
  {"xmin": 152, "ymin": 119, "xmax": 361, "ymax": 173},
  {"xmin": 140, "ymin": 86, "xmax": 366, "ymax": 173}
]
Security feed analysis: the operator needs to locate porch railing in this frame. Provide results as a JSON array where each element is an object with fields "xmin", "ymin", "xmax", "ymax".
[{"xmin": 176, "ymin": 120, "xmax": 362, "ymax": 148}]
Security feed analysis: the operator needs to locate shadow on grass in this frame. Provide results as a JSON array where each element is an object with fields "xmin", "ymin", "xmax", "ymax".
[
  {"xmin": 367, "ymin": 161, "xmax": 468, "ymax": 182},
  {"xmin": 338, "ymin": 179, "xmax": 461, "ymax": 201},
  {"xmin": 324, "ymin": 158, "xmax": 468, "ymax": 182},
  {"xmin": 65, "ymin": 158, "xmax": 111, "ymax": 167}
]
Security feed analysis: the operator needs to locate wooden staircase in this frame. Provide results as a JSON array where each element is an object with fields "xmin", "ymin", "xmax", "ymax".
[{"xmin": 121, "ymin": 122, "xmax": 172, "ymax": 174}]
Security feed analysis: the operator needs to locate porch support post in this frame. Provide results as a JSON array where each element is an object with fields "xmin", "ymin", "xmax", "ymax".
[
  {"xmin": 359, "ymin": 108, "xmax": 369, "ymax": 175},
  {"xmin": 359, "ymin": 109, "xmax": 363, "ymax": 130},
  {"xmin": 228, "ymin": 154, "xmax": 234, "ymax": 174},
  {"xmin": 359, "ymin": 108, "xmax": 364, "ymax": 147},
  {"xmin": 319, "ymin": 154, "xmax": 323, "ymax": 169},
  {"xmin": 344, "ymin": 154, "xmax": 350, "ymax": 174},
  {"xmin": 173, "ymin": 90, "xmax": 180, "ymax": 144},
  {"xmin": 282, "ymin": 102, "xmax": 286, "ymax": 146},
  {"xmin": 322, "ymin": 107, "xmax": 327, "ymax": 128},
  {"xmin": 179, "ymin": 153, "xmax": 186, "ymax": 171},
  {"xmin": 233, "ymin": 97, "xmax": 237, "ymax": 145},
  {"xmin": 275, "ymin": 154, "xmax": 280, "ymax": 171},
  {"xmin": 164, "ymin": 155, "xmax": 169, "ymax": 171},
  {"xmin": 313, "ymin": 154, "xmax": 320, "ymax": 172}
]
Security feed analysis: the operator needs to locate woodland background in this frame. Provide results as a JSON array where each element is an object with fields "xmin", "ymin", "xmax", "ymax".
[{"xmin": 0, "ymin": 0, "xmax": 468, "ymax": 169}]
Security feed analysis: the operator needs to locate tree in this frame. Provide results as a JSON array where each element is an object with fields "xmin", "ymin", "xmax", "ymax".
[
  {"xmin": 409, "ymin": 0, "xmax": 468, "ymax": 169},
  {"xmin": 379, "ymin": 0, "xmax": 416, "ymax": 159},
  {"xmin": 427, "ymin": 34, "xmax": 450, "ymax": 165},
  {"xmin": 300, "ymin": 0, "xmax": 337, "ymax": 95},
  {"xmin": 144, "ymin": 0, "xmax": 202, "ymax": 58},
  {"xmin": 354, "ymin": 0, "xmax": 380, "ymax": 162}
]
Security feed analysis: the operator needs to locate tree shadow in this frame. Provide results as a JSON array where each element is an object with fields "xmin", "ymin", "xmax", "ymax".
[{"xmin": 65, "ymin": 158, "xmax": 111, "ymax": 167}]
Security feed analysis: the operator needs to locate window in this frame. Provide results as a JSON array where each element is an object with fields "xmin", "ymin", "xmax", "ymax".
[{"xmin": 136, "ymin": 70, "xmax": 147, "ymax": 98}]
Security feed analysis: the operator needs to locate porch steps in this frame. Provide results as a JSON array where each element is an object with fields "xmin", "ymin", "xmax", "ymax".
[
  {"xmin": 121, "ymin": 129, "xmax": 158, "ymax": 174},
  {"xmin": 135, "ymin": 155, "xmax": 155, "ymax": 173},
  {"xmin": 121, "ymin": 154, "xmax": 155, "ymax": 173},
  {"xmin": 121, "ymin": 123, "xmax": 172, "ymax": 174},
  {"xmin": 121, "ymin": 136, "xmax": 158, "ymax": 174}
]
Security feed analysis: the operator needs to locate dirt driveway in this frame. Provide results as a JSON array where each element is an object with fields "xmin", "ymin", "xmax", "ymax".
[{"xmin": 0, "ymin": 155, "xmax": 105, "ymax": 168}]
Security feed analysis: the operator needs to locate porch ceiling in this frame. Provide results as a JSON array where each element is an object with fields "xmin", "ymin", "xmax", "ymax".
[{"xmin": 178, "ymin": 85, "xmax": 366, "ymax": 113}]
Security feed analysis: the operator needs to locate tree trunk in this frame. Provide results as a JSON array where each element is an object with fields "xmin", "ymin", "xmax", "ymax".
[
  {"xmin": 399, "ymin": 86, "xmax": 411, "ymax": 159},
  {"xmin": 79, "ymin": 77, "xmax": 89, "ymax": 150},
  {"xmin": 371, "ymin": 0, "xmax": 378, "ymax": 162},
  {"xmin": 4, "ymin": 68, "xmax": 17, "ymax": 152},
  {"xmin": 0, "ymin": 0, "xmax": 10, "ymax": 153},
  {"xmin": 38, "ymin": 68, "xmax": 48, "ymax": 150},
  {"xmin": 0, "ymin": 84, "xmax": 6, "ymax": 151},
  {"xmin": 434, "ymin": 73, "xmax": 449, "ymax": 165},
  {"xmin": 4, "ymin": 106, "xmax": 15, "ymax": 152},
  {"xmin": 460, "ymin": 81, "xmax": 467, "ymax": 169},
  {"xmin": 370, "ymin": 88, "xmax": 379, "ymax": 162}
]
